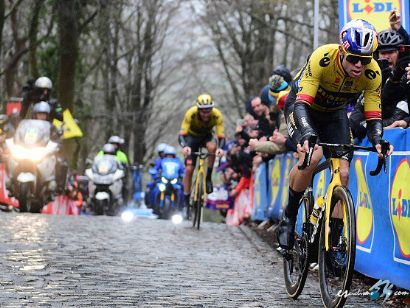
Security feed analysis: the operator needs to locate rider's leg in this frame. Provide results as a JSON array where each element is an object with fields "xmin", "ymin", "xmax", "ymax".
[
  {"xmin": 183, "ymin": 163, "xmax": 194, "ymax": 209},
  {"xmin": 205, "ymin": 141, "xmax": 217, "ymax": 193},
  {"xmin": 277, "ymin": 147, "xmax": 323, "ymax": 249}
]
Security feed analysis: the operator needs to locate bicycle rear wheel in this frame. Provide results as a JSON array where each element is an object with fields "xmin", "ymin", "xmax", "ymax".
[
  {"xmin": 283, "ymin": 193, "xmax": 312, "ymax": 299},
  {"xmin": 318, "ymin": 186, "xmax": 356, "ymax": 308},
  {"xmin": 193, "ymin": 176, "xmax": 204, "ymax": 230}
]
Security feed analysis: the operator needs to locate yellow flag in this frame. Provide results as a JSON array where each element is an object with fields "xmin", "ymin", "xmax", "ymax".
[{"xmin": 53, "ymin": 109, "xmax": 83, "ymax": 139}]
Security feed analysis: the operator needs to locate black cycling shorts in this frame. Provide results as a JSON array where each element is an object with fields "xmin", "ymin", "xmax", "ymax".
[
  {"xmin": 184, "ymin": 134, "xmax": 217, "ymax": 166},
  {"xmin": 284, "ymin": 89, "xmax": 353, "ymax": 161}
]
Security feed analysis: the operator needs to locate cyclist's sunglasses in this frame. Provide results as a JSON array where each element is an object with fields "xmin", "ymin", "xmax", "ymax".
[
  {"xmin": 199, "ymin": 108, "xmax": 212, "ymax": 113},
  {"xmin": 341, "ymin": 46, "xmax": 372, "ymax": 65},
  {"xmin": 346, "ymin": 54, "xmax": 372, "ymax": 65}
]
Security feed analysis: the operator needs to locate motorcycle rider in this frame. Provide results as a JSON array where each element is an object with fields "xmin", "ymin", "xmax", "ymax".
[
  {"xmin": 21, "ymin": 76, "xmax": 63, "ymax": 122},
  {"xmin": 32, "ymin": 101, "xmax": 58, "ymax": 194},
  {"xmin": 146, "ymin": 143, "xmax": 168, "ymax": 207},
  {"xmin": 154, "ymin": 145, "xmax": 185, "ymax": 180},
  {"xmin": 98, "ymin": 136, "xmax": 129, "ymax": 168},
  {"xmin": 154, "ymin": 145, "xmax": 185, "ymax": 212},
  {"xmin": 153, "ymin": 143, "xmax": 168, "ymax": 169}
]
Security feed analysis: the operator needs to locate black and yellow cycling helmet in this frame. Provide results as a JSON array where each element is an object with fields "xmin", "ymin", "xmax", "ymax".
[{"xmin": 196, "ymin": 93, "xmax": 214, "ymax": 109}]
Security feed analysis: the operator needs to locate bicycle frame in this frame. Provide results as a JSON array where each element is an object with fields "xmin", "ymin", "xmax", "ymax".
[
  {"xmin": 304, "ymin": 141, "xmax": 389, "ymax": 251},
  {"xmin": 192, "ymin": 149, "xmax": 208, "ymax": 205},
  {"xmin": 319, "ymin": 158, "xmax": 344, "ymax": 251}
]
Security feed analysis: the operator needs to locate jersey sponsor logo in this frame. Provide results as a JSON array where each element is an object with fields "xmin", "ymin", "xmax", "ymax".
[
  {"xmin": 355, "ymin": 157, "xmax": 374, "ymax": 252},
  {"xmin": 348, "ymin": 0, "xmax": 401, "ymax": 32},
  {"xmin": 301, "ymin": 117, "xmax": 309, "ymax": 127},
  {"xmin": 390, "ymin": 158, "xmax": 410, "ymax": 262},
  {"xmin": 365, "ymin": 69, "xmax": 377, "ymax": 80},
  {"xmin": 344, "ymin": 80, "xmax": 353, "ymax": 88},
  {"xmin": 319, "ymin": 53, "xmax": 331, "ymax": 67},
  {"xmin": 316, "ymin": 87, "xmax": 350, "ymax": 105}
]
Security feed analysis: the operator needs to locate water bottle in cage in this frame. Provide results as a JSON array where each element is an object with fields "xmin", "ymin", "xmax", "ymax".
[{"xmin": 310, "ymin": 196, "xmax": 325, "ymax": 226}]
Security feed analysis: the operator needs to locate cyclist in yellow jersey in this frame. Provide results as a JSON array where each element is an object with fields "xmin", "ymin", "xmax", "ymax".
[
  {"xmin": 277, "ymin": 19, "xmax": 394, "ymax": 250},
  {"xmin": 178, "ymin": 93, "xmax": 225, "ymax": 210}
]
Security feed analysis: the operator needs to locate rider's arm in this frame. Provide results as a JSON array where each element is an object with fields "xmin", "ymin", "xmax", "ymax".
[
  {"xmin": 178, "ymin": 109, "xmax": 192, "ymax": 148},
  {"xmin": 363, "ymin": 63, "xmax": 383, "ymax": 146},
  {"xmin": 397, "ymin": 26, "xmax": 410, "ymax": 45},
  {"xmin": 292, "ymin": 47, "xmax": 325, "ymax": 142}
]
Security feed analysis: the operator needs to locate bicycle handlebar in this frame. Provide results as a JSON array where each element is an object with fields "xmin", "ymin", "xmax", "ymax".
[
  {"xmin": 191, "ymin": 150, "xmax": 215, "ymax": 159},
  {"xmin": 298, "ymin": 140, "xmax": 390, "ymax": 176}
]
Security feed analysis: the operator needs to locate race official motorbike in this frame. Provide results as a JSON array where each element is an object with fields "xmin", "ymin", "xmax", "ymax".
[
  {"xmin": 5, "ymin": 119, "xmax": 59, "ymax": 213},
  {"xmin": 85, "ymin": 154, "xmax": 124, "ymax": 216},
  {"xmin": 154, "ymin": 159, "xmax": 183, "ymax": 219}
]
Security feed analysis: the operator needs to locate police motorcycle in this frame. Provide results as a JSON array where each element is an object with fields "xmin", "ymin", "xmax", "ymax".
[
  {"xmin": 145, "ymin": 143, "xmax": 168, "ymax": 207},
  {"xmin": 5, "ymin": 102, "xmax": 59, "ymax": 213},
  {"xmin": 85, "ymin": 144, "xmax": 125, "ymax": 216},
  {"xmin": 153, "ymin": 146, "xmax": 184, "ymax": 219}
]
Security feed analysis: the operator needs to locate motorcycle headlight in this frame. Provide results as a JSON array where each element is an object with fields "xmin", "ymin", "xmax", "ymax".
[
  {"xmin": 161, "ymin": 176, "xmax": 168, "ymax": 184},
  {"xmin": 10, "ymin": 144, "xmax": 49, "ymax": 162},
  {"xmin": 158, "ymin": 183, "xmax": 166, "ymax": 192},
  {"xmin": 170, "ymin": 178, "xmax": 178, "ymax": 184},
  {"xmin": 98, "ymin": 163, "xmax": 110, "ymax": 175}
]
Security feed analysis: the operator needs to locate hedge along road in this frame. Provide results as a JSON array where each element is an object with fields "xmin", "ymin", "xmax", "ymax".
[{"xmin": 0, "ymin": 212, "xmax": 384, "ymax": 307}]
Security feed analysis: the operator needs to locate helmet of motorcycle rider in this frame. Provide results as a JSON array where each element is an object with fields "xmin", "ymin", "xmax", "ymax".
[
  {"xmin": 164, "ymin": 145, "xmax": 177, "ymax": 157},
  {"xmin": 108, "ymin": 135, "xmax": 123, "ymax": 145},
  {"xmin": 156, "ymin": 143, "xmax": 168, "ymax": 154},
  {"xmin": 377, "ymin": 29, "xmax": 404, "ymax": 52},
  {"xmin": 34, "ymin": 77, "xmax": 53, "ymax": 90},
  {"xmin": 102, "ymin": 143, "xmax": 116, "ymax": 155},
  {"xmin": 33, "ymin": 101, "xmax": 51, "ymax": 121}
]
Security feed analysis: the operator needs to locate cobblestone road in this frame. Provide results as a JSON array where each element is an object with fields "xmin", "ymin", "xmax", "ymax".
[{"xmin": 0, "ymin": 212, "xmax": 388, "ymax": 307}]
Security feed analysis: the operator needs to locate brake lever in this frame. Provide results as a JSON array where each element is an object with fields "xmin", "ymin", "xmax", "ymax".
[
  {"xmin": 298, "ymin": 135, "xmax": 318, "ymax": 170},
  {"xmin": 369, "ymin": 140, "xmax": 390, "ymax": 176}
]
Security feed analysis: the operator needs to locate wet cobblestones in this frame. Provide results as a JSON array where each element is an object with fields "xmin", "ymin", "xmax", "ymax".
[{"xmin": 0, "ymin": 212, "xmax": 390, "ymax": 307}]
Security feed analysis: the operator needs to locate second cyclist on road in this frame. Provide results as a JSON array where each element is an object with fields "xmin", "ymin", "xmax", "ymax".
[{"xmin": 178, "ymin": 93, "xmax": 225, "ymax": 211}]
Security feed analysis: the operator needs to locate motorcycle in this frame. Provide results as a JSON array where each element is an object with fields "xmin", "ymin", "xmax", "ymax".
[
  {"xmin": 5, "ymin": 119, "xmax": 59, "ymax": 213},
  {"xmin": 145, "ymin": 166, "xmax": 158, "ymax": 207},
  {"xmin": 85, "ymin": 154, "xmax": 124, "ymax": 216},
  {"xmin": 154, "ymin": 159, "xmax": 183, "ymax": 219}
]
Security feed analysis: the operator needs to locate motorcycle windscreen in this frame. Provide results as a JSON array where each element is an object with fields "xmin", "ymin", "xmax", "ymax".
[
  {"xmin": 92, "ymin": 155, "xmax": 118, "ymax": 175},
  {"xmin": 14, "ymin": 119, "xmax": 51, "ymax": 147}
]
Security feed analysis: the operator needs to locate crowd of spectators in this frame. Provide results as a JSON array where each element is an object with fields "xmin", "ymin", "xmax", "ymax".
[{"xmin": 219, "ymin": 13, "xmax": 410, "ymax": 224}]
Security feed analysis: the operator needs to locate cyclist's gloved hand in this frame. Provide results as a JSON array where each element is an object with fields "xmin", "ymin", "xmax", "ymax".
[
  {"xmin": 216, "ymin": 148, "xmax": 224, "ymax": 157},
  {"xmin": 182, "ymin": 146, "xmax": 191, "ymax": 156},
  {"xmin": 298, "ymin": 133, "xmax": 318, "ymax": 153},
  {"xmin": 375, "ymin": 139, "xmax": 393, "ymax": 157}
]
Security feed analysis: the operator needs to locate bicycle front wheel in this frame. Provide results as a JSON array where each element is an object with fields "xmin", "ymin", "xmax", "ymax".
[
  {"xmin": 193, "ymin": 175, "xmax": 204, "ymax": 230},
  {"xmin": 319, "ymin": 186, "xmax": 356, "ymax": 308},
  {"xmin": 283, "ymin": 193, "xmax": 312, "ymax": 299}
]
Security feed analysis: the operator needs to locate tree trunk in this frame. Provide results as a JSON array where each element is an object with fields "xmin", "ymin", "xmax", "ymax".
[{"xmin": 56, "ymin": 0, "xmax": 79, "ymax": 110}]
